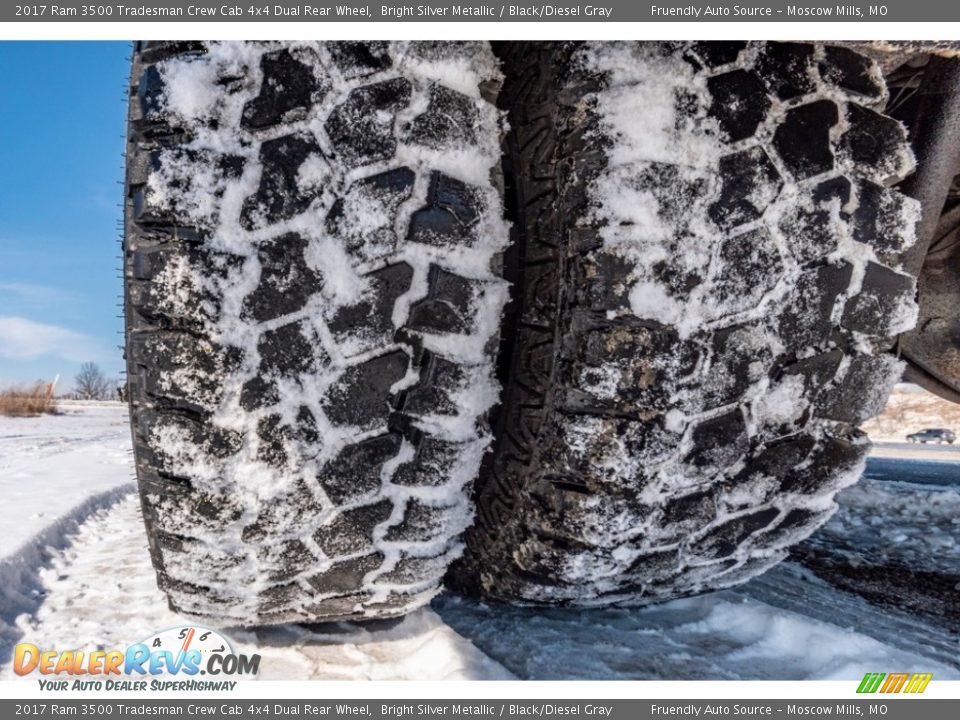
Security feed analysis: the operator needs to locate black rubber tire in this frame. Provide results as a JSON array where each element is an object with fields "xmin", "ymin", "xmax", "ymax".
[
  {"xmin": 124, "ymin": 41, "xmax": 508, "ymax": 624},
  {"xmin": 449, "ymin": 42, "xmax": 921, "ymax": 606}
]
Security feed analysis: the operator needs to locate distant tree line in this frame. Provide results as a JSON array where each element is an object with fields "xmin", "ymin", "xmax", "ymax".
[{"xmin": 72, "ymin": 362, "xmax": 124, "ymax": 401}]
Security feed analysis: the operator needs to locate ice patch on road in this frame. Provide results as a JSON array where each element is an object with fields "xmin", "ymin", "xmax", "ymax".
[
  {"xmin": 435, "ymin": 588, "xmax": 958, "ymax": 680},
  {"xmin": 742, "ymin": 562, "xmax": 960, "ymax": 672},
  {"xmin": 806, "ymin": 477, "xmax": 960, "ymax": 575}
]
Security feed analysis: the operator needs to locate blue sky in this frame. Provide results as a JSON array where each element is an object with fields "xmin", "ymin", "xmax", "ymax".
[{"xmin": 0, "ymin": 42, "xmax": 129, "ymax": 390}]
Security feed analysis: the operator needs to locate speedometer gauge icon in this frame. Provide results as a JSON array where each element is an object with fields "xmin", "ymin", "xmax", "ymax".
[{"xmin": 141, "ymin": 625, "xmax": 233, "ymax": 665}]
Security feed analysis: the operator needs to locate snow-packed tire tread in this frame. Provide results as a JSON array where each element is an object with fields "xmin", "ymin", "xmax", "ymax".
[
  {"xmin": 125, "ymin": 41, "xmax": 507, "ymax": 624},
  {"xmin": 450, "ymin": 41, "xmax": 920, "ymax": 606}
]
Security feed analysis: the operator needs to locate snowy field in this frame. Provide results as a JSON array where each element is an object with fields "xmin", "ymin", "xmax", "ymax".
[{"xmin": 1, "ymin": 404, "xmax": 957, "ymax": 681}]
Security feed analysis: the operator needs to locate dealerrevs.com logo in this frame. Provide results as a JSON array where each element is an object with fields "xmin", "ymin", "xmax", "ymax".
[{"xmin": 14, "ymin": 626, "xmax": 260, "ymax": 691}]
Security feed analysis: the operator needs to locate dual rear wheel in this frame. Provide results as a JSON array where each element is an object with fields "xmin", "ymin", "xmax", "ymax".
[{"xmin": 125, "ymin": 41, "xmax": 920, "ymax": 623}]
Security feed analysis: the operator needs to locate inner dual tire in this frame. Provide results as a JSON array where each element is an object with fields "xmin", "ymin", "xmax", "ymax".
[{"xmin": 125, "ymin": 41, "xmax": 920, "ymax": 623}]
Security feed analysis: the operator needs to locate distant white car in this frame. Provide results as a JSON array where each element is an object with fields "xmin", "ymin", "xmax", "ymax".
[{"xmin": 906, "ymin": 428, "xmax": 957, "ymax": 444}]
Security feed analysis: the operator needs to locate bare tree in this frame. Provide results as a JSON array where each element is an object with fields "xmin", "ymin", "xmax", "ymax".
[{"xmin": 74, "ymin": 362, "xmax": 112, "ymax": 400}]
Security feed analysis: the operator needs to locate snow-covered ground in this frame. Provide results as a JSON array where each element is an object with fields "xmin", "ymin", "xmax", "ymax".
[
  {"xmin": 0, "ymin": 402, "xmax": 133, "ymax": 554},
  {"xmin": 1, "ymin": 404, "xmax": 957, "ymax": 681},
  {"xmin": 0, "ymin": 404, "xmax": 133, "ymax": 664}
]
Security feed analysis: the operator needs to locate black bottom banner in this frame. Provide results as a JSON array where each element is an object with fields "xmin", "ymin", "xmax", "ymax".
[{"xmin": 3, "ymin": 700, "xmax": 959, "ymax": 720}]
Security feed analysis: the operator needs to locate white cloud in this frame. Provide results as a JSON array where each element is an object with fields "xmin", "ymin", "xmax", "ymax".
[
  {"xmin": 0, "ymin": 282, "xmax": 77, "ymax": 307},
  {"xmin": 0, "ymin": 316, "xmax": 104, "ymax": 362}
]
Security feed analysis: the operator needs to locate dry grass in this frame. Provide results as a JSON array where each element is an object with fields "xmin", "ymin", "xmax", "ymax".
[{"xmin": 0, "ymin": 382, "xmax": 60, "ymax": 417}]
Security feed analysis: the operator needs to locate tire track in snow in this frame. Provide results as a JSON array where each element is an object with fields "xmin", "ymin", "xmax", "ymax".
[
  {"xmin": 0, "ymin": 484, "xmax": 135, "ymax": 662},
  {"xmin": 1, "ymin": 495, "xmax": 512, "ymax": 680}
]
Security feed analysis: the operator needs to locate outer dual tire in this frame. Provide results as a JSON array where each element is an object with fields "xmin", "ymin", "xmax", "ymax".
[{"xmin": 125, "ymin": 41, "xmax": 508, "ymax": 624}]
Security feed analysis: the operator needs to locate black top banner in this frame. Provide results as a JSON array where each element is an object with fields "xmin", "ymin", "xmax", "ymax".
[{"xmin": 6, "ymin": 0, "xmax": 960, "ymax": 22}]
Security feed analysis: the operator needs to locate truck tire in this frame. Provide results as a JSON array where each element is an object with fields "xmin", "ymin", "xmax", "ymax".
[
  {"xmin": 124, "ymin": 41, "xmax": 508, "ymax": 624},
  {"xmin": 449, "ymin": 42, "xmax": 920, "ymax": 606}
]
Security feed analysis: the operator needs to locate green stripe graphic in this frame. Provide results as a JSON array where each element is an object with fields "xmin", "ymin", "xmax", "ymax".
[{"xmin": 857, "ymin": 673, "xmax": 886, "ymax": 693}]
